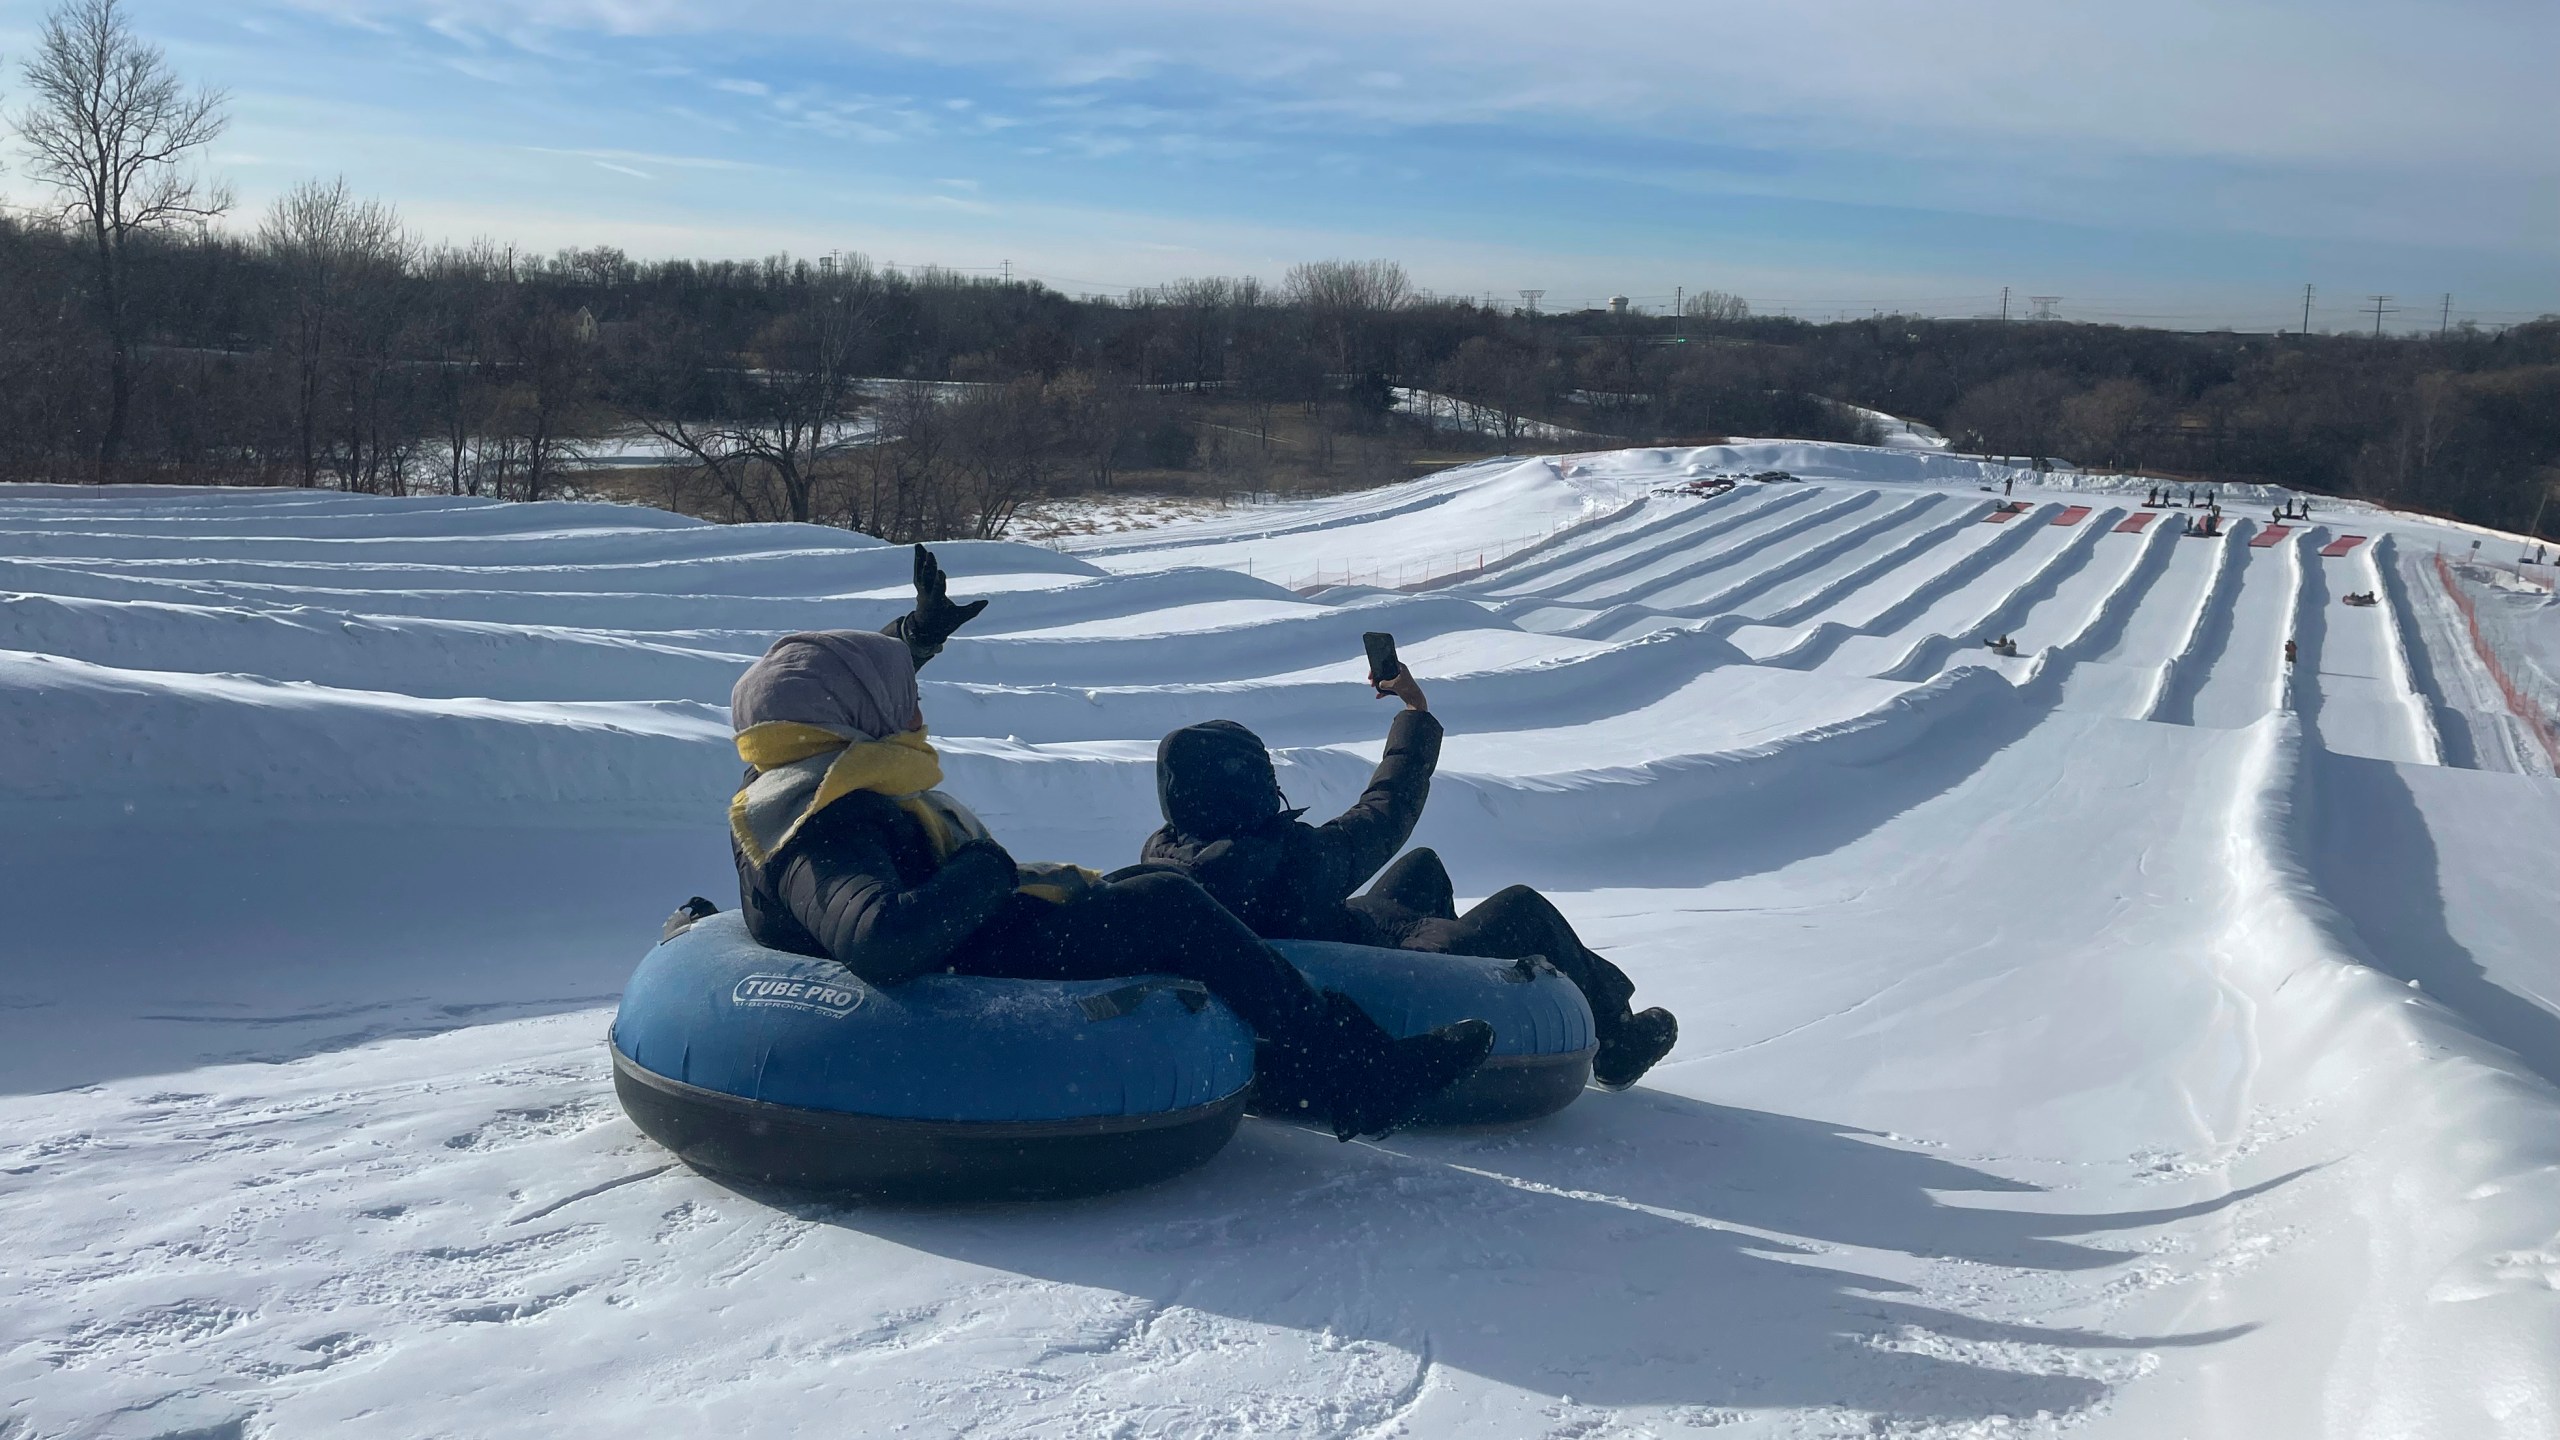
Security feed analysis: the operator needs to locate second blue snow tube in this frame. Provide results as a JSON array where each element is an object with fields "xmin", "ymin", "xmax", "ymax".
[
  {"xmin": 610, "ymin": 911, "xmax": 1256, "ymax": 1200},
  {"xmin": 1274, "ymin": 939, "xmax": 1598, "ymax": 1125}
]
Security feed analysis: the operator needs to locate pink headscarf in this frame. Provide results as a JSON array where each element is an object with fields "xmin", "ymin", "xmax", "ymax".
[{"xmin": 730, "ymin": 630, "xmax": 923, "ymax": 741}]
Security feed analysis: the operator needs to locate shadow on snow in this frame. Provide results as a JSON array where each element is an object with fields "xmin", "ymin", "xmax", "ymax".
[{"xmin": 732, "ymin": 1090, "xmax": 2281, "ymax": 1424}]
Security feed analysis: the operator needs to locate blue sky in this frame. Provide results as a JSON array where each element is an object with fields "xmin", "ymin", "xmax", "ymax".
[{"xmin": 4, "ymin": 0, "xmax": 2552, "ymax": 330}]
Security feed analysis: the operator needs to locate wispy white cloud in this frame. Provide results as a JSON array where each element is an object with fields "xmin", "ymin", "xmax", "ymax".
[
  {"xmin": 521, "ymin": 145, "xmax": 768, "ymax": 172},
  {"xmin": 660, "ymin": 103, "xmax": 743, "ymax": 135},
  {"xmin": 288, "ymin": 0, "xmax": 2552, "ymax": 177},
  {"xmin": 763, "ymin": 88, "xmax": 939, "ymax": 144},
  {"xmin": 155, "ymin": 0, "xmax": 2560, "ymax": 317},
  {"xmin": 439, "ymin": 55, "xmax": 526, "ymax": 85}
]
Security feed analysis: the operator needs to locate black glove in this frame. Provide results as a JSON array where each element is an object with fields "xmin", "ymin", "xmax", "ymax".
[
  {"xmin": 952, "ymin": 835, "xmax": 1017, "ymax": 877},
  {"xmin": 909, "ymin": 544, "xmax": 989, "ymax": 650}
]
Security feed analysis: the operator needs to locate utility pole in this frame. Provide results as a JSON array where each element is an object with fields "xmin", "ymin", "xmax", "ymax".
[
  {"xmin": 2439, "ymin": 293, "xmax": 2452, "ymax": 337},
  {"xmin": 2000, "ymin": 286, "xmax": 2010, "ymax": 321},
  {"xmin": 2367, "ymin": 294, "xmax": 2397, "ymax": 337},
  {"xmin": 1000, "ymin": 259, "xmax": 1012, "ymax": 285},
  {"xmin": 1673, "ymin": 285, "xmax": 1683, "ymax": 338},
  {"xmin": 2301, "ymin": 283, "xmax": 2314, "ymax": 336}
]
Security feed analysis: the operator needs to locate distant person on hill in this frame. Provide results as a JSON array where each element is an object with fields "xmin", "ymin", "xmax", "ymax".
[
  {"xmin": 719, "ymin": 546, "xmax": 1490, "ymax": 1141},
  {"xmin": 1138, "ymin": 661, "xmax": 1680, "ymax": 1090}
]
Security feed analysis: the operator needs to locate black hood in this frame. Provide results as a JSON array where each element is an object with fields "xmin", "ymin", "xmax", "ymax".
[{"xmin": 1156, "ymin": 720, "xmax": 1301, "ymax": 840}]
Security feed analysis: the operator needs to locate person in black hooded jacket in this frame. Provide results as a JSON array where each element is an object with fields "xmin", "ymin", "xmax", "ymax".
[
  {"xmin": 1140, "ymin": 662, "xmax": 1680, "ymax": 1090},
  {"xmin": 720, "ymin": 546, "xmax": 1492, "ymax": 1142}
]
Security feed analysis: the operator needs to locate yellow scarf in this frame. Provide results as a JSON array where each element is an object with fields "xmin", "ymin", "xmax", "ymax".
[
  {"xmin": 730, "ymin": 723, "xmax": 962, "ymax": 866},
  {"xmin": 729, "ymin": 722, "xmax": 1099, "ymax": 902}
]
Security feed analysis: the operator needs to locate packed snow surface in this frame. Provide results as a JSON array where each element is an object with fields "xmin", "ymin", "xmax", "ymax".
[{"xmin": 6, "ymin": 442, "xmax": 2560, "ymax": 1439}]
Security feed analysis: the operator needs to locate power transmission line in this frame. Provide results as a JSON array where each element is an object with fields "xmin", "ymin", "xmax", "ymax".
[{"xmin": 2367, "ymin": 294, "xmax": 2398, "ymax": 337}]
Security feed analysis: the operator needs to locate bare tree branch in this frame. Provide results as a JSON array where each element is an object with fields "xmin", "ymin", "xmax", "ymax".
[{"xmin": 13, "ymin": 0, "xmax": 229, "ymax": 470}]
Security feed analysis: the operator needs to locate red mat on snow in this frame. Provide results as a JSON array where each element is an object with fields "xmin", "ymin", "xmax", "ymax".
[
  {"xmin": 1983, "ymin": 507, "xmax": 2024, "ymax": 523},
  {"xmin": 2115, "ymin": 512, "xmax": 2158, "ymax": 532},
  {"xmin": 2250, "ymin": 525, "xmax": 2293, "ymax": 548},
  {"xmin": 2320, "ymin": 534, "xmax": 2368, "ymax": 557},
  {"xmin": 2052, "ymin": 506, "xmax": 2091, "ymax": 526}
]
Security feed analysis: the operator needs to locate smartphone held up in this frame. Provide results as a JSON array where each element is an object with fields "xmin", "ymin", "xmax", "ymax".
[{"xmin": 1363, "ymin": 631, "xmax": 1400, "ymax": 688}]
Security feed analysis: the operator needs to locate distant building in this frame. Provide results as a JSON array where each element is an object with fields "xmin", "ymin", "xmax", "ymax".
[{"xmin": 1608, "ymin": 295, "xmax": 1630, "ymax": 315}]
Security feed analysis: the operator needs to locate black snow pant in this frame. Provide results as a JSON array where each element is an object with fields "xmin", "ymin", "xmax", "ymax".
[
  {"xmin": 951, "ymin": 869, "xmax": 1330, "ymax": 1047},
  {"xmin": 1350, "ymin": 848, "xmax": 1638, "ymax": 1026}
]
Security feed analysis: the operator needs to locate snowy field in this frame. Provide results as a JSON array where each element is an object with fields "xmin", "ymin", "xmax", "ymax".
[{"xmin": 4, "ymin": 442, "xmax": 2559, "ymax": 1439}]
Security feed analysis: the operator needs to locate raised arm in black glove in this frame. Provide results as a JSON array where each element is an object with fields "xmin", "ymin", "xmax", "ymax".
[{"xmin": 883, "ymin": 543, "xmax": 991, "ymax": 671}]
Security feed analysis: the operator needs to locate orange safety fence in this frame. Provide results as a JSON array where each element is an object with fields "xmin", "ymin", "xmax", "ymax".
[
  {"xmin": 2434, "ymin": 552, "xmax": 2560, "ymax": 770},
  {"xmin": 1272, "ymin": 519, "xmax": 1593, "ymax": 592}
]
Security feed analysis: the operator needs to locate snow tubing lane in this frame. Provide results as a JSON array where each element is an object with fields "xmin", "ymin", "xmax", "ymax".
[
  {"xmin": 1272, "ymin": 939, "xmax": 1598, "ymax": 1126},
  {"xmin": 610, "ymin": 911, "xmax": 1255, "ymax": 1200}
]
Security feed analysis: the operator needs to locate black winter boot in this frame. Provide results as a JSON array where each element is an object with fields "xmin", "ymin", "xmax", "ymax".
[
  {"xmin": 1318, "ymin": 991, "xmax": 1493, "ymax": 1142},
  {"xmin": 662, "ymin": 896, "xmax": 720, "ymax": 942},
  {"xmin": 1593, "ymin": 1006, "xmax": 1677, "ymax": 1090}
]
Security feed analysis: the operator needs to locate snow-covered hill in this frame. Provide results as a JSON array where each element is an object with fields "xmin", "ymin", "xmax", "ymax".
[{"xmin": 4, "ymin": 444, "xmax": 2557, "ymax": 1439}]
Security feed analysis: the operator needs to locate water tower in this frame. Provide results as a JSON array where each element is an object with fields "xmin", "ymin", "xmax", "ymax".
[{"xmin": 1608, "ymin": 295, "xmax": 1630, "ymax": 315}]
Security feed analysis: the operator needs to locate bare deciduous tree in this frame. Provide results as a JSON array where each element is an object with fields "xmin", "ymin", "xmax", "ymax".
[
  {"xmin": 491, "ymin": 296, "xmax": 595, "ymax": 503},
  {"xmin": 945, "ymin": 377, "xmax": 1056, "ymax": 538},
  {"xmin": 1287, "ymin": 259, "xmax": 1410, "ymax": 375},
  {"xmin": 1681, "ymin": 290, "xmax": 1751, "ymax": 326},
  {"xmin": 1948, "ymin": 368, "xmax": 2079, "ymax": 465},
  {"xmin": 622, "ymin": 279, "xmax": 875, "ymax": 525},
  {"xmin": 14, "ymin": 0, "xmax": 229, "ymax": 471},
  {"xmin": 261, "ymin": 176, "xmax": 412, "ymax": 489},
  {"xmin": 1435, "ymin": 335, "xmax": 1554, "ymax": 449},
  {"xmin": 2059, "ymin": 378, "xmax": 2158, "ymax": 472}
]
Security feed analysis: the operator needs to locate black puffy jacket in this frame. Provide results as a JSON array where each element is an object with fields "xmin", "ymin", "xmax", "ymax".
[
  {"xmin": 731, "ymin": 611, "xmax": 1020, "ymax": 986},
  {"xmin": 1138, "ymin": 709, "xmax": 1443, "ymax": 945},
  {"xmin": 734, "ymin": 791, "xmax": 1020, "ymax": 987}
]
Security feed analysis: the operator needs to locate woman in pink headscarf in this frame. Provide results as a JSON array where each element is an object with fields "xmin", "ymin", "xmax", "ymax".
[{"xmin": 720, "ymin": 545, "xmax": 1491, "ymax": 1142}]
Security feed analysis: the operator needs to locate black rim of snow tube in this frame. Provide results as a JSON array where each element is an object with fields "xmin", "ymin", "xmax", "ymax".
[
  {"xmin": 1245, "ymin": 1045, "xmax": 1598, "ymax": 1129},
  {"xmin": 611, "ymin": 1045, "xmax": 1248, "ymax": 1202},
  {"xmin": 1415, "ymin": 1046, "xmax": 1598, "ymax": 1126}
]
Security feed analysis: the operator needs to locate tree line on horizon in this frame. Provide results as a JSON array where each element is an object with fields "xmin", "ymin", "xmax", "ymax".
[{"xmin": 3, "ymin": 0, "xmax": 2554, "ymax": 541}]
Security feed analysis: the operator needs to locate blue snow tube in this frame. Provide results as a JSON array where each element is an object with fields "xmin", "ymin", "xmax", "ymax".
[
  {"xmin": 1273, "ymin": 940, "xmax": 1597, "ymax": 1125},
  {"xmin": 609, "ymin": 911, "xmax": 1255, "ymax": 1200}
]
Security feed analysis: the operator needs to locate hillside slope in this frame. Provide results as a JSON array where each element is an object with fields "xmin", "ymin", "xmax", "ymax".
[{"xmin": 4, "ymin": 445, "xmax": 2557, "ymax": 1439}]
